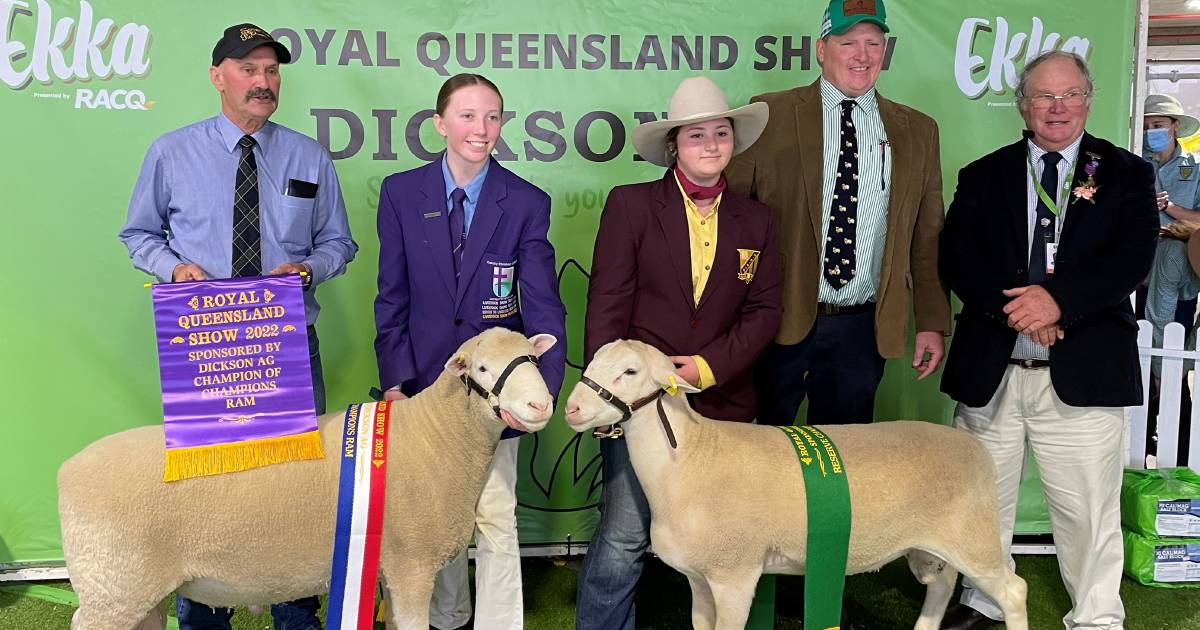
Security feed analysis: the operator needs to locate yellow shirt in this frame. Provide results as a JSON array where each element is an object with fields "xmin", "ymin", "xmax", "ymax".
[{"xmin": 674, "ymin": 171, "xmax": 719, "ymax": 390}]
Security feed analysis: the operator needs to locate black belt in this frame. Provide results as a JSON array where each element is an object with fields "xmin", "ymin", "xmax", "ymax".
[
  {"xmin": 816, "ymin": 302, "xmax": 874, "ymax": 316},
  {"xmin": 1008, "ymin": 358, "xmax": 1050, "ymax": 369}
]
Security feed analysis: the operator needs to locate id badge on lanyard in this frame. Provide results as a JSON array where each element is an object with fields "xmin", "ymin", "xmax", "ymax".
[
  {"xmin": 1042, "ymin": 215, "xmax": 1063, "ymax": 276},
  {"xmin": 1030, "ymin": 153, "xmax": 1074, "ymax": 276}
]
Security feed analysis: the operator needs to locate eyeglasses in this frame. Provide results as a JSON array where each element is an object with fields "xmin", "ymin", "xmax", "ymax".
[{"xmin": 1025, "ymin": 90, "xmax": 1091, "ymax": 110}]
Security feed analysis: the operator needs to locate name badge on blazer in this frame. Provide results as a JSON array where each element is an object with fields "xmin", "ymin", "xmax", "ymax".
[
  {"xmin": 286, "ymin": 178, "xmax": 318, "ymax": 199},
  {"xmin": 737, "ymin": 249, "xmax": 760, "ymax": 284}
]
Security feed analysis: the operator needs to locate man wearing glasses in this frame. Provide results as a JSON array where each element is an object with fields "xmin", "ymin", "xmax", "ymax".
[{"xmin": 937, "ymin": 51, "xmax": 1158, "ymax": 630}]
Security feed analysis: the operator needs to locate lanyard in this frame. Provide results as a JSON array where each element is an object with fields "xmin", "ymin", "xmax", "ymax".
[{"xmin": 1027, "ymin": 151, "xmax": 1077, "ymax": 218}]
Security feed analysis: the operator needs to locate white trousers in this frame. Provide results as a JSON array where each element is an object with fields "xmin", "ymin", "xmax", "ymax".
[
  {"xmin": 955, "ymin": 365, "xmax": 1125, "ymax": 630},
  {"xmin": 429, "ymin": 437, "xmax": 524, "ymax": 630}
]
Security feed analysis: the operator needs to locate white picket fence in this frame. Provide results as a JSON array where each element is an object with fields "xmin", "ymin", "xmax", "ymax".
[
  {"xmin": 1014, "ymin": 320, "xmax": 1198, "ymax": 556},
  {"xmin": 1128, "ymin": 320, "xmax": 1200, "ymax": 471}
]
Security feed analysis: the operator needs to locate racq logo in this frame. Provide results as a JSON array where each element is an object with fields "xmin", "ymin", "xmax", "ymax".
[
  {"xmin": 1, "ymin": 0, "xmax": 153, "ymax": 110},
  {"xmin": 954, "ymin": 16, "xmax": 1090, "ymax": 101}
]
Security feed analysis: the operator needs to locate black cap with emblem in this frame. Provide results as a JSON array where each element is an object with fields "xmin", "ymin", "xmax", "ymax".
[{"xmin": 211, "ymin": 23, "xmax": 292, "ymax": 67}]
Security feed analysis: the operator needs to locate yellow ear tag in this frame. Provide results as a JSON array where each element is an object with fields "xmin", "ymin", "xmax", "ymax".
[{"xmin": 662, "ymin": 375, "xmax": 680, "ymax": 397}]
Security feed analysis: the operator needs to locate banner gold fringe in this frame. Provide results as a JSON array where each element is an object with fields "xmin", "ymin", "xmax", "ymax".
[{"xmin": 163, "ymin": 430, "xmax": 324, "ymax": 481}]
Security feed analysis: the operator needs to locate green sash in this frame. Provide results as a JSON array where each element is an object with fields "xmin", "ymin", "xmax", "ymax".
[{"xmin": 779, "ymin": 425, "xmax": 852, "ymax": 630}]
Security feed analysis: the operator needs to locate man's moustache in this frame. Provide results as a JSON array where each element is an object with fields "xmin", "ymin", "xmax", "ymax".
[{"xmin": 245, "ymin": 89, "xmax": 276, "ymax": 102}]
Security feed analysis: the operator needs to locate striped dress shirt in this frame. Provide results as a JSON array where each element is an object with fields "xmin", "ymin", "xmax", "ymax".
[
  {"xmin": 1012, "ymin": 135, "xmax": 1081, "ymax": 361},
  {"xmin": 817, "ymin": 79, "xmax": 892, "ymax": 306}
]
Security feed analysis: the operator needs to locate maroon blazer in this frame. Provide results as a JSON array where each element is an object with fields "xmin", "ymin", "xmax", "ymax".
[{"xmin": 585, "ymin": 170, "xmax": 783, "ymax": 422}]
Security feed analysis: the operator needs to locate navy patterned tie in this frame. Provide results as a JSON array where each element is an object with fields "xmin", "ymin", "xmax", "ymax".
[
  {"xmin": 1028, "ymin": 151, "xmax": 1062, "ymax": 283},
  {"xmin": 824, "ymin": 100, "xmax": 858, "ymax": 290},
  {"xmin": 231, "ymin": 135, "xmax": 261, "ymax": 278},
  {"xmin": 449, "ymin": 188, "xmax": 467, "ymax": 281}
]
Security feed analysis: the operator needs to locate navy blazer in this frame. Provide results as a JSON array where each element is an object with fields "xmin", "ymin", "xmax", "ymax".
[
  {"xmin": 940, "ymin": 132, "xmax": 1158, "ymax": 408},
  {"xmin": 373, "ymin": 155, "xmax": 566, "ymax": 400}
]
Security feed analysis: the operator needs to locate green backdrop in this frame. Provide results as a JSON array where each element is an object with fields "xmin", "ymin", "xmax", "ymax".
[{"xmin": 0, "ymin": 0, "xmax": 1136, "ymax": 565}]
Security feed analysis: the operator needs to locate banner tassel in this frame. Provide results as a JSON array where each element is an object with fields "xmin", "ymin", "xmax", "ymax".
[{"xmin": 163, "ymin": 430, "xmax": 324, "ymax": 481}]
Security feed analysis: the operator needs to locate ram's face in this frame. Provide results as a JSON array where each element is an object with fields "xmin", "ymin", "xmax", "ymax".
[
  {"xmin": 564, "ymin": 340, "xmax": 672, "ymax": 431},
  {"xmin": 445, "ymin": 328, "xmax": 556, "ymax": 432}
]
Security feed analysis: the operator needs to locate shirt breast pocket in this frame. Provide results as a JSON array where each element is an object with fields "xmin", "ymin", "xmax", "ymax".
[
  {"xmin": 276, "ymin": 194, "xmax": 315, "ymax": 250},
  {"xmin": 480, "ymin": 251, "xmax": 520, "ymax": 324}
]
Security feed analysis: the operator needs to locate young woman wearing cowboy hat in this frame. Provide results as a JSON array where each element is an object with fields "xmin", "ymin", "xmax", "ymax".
[{"xmin": 574, "ymin": 76, "xmax": 783, "ymax": 630}]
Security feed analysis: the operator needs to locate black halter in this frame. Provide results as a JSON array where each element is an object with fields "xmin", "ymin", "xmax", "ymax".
[
  {"xmin": 461, "ymin": 354, "xmax": 539, "ymax": 419},
  {"xmin": 578, "ymin": 375, "xmax": 678, "ymax": 449}
]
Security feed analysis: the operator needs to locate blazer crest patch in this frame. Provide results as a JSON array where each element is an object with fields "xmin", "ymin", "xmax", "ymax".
[{"xmin": 737, "ymin": 249, "xmax": 760, "ymax": 284}]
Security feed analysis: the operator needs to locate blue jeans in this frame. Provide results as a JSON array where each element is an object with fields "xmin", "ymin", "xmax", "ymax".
[
  {"xmin": 575, "ymin": 437, "xmax": 650, "ymax": 630},
  {"xmin": 307, "ymin": 325, "xmax": 326, "ymax": 416},
  {"xmin": 754, "ymin": 308, "xmax": 886, "ymax": 426},
  {"xmin": 177, "ymin": 327, "xmax": 326, "ymax": 630},
  {"xmin": 176, "ymin": 596, "xmax": 321, "ymax": 630}
]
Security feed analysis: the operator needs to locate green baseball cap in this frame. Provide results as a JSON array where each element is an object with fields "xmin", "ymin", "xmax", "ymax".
[{"xmin": 821, "ymin": 0, "xmax": 889, "ymax": 37}]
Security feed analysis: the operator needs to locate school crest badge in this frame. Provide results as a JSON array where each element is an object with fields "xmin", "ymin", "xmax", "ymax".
[
  {"xmin": 737, "ymin": 249, "xmax": 760, "ymax": 284},
  {"xmin": 492, "ymin": 265, "xmax": 514, "ymax": 298}
]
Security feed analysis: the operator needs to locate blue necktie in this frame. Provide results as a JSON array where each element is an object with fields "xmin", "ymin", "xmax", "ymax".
[
  {"xmin": 449, "ymin": 188, "xmax": 467, "ymax": 281},
  {"xmin": 1028, "ymin": 151, "xmax": 1062, "ymax": 283}
]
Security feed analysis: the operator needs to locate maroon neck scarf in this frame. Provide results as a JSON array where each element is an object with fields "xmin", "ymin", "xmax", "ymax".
[{"xmin": 674, "ymin": 166, "xmax": 726, "ymax": 201}]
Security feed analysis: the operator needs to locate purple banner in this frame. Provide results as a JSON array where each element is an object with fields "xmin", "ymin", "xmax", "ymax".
[{"xmin": 151, "ymin": 275, "xmax": 316, "ymax": 449}]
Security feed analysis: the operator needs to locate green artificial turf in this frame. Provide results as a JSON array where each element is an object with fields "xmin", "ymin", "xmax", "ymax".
[{"xmin": 2, "ymin": 555, "xmax": 1197, "ymax": 629}]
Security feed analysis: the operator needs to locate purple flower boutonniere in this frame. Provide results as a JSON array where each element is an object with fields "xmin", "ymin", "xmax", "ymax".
[{"xmin": 1073, "ymin": 152, "xmax": 1101, "ymax": 204}]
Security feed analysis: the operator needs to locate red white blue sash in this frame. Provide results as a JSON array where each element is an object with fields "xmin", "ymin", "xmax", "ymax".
[{"xmin": 326, "ymin": 402, "xmax": 390, "ymax": 629}]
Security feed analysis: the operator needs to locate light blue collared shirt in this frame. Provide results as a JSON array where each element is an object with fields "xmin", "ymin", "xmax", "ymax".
[
  {"xmin": 119, "ymin": 113, "xmax": 357, "ymax": 325},
  {"xmin": 441, "ymin": 154, "xmax": 490, "ymax": 233},
  {"xmin": 1146, "ymin": 239, "xmax": 1200, "ymax": 366},
  {"xmin": 1145, "ymin": 144, "xmax": 1200, "ymax": 226}
]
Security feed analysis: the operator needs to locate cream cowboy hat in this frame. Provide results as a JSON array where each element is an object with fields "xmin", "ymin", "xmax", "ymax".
[
  {"xmin": 632, "ymin": 77, "xmax": 769, "ymax": 167},
  {"xmin": 1145, "ymin": 94, "xmax": 1200, "ymax": 138}
]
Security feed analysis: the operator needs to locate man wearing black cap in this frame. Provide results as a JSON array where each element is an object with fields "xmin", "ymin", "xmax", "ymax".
[{"xmin": 118, "ymin": 23, "xmax": 356, "ymax": 630}]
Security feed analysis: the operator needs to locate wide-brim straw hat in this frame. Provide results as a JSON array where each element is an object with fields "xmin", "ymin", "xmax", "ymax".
[
  {"xmin": 632, "ymin": 77, "xmax": 769, "ymax": 167},
  {"xmin": 1145, "ymin": 94, "xmax": 1200, "ymax": 138}
]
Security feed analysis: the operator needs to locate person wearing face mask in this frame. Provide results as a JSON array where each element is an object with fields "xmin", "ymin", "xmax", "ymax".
[
  {"xmin": 373, "ymin": 73, "xmax": 566, "ymax": 630},
  {"xmin": 575, "ymin": 76, "xmax": 782, "ymax": 630},
  {"xmin": 1141, "ymin": 95, "xmax": 1200, "ymax": 327},
  {"xmin": 1144, "ymin": 94, "xmax": 1200, "ymax": 226},
  {"xmin": 1140, "ymin": 95, "xmax": 1200, "ymax": 471}
]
